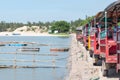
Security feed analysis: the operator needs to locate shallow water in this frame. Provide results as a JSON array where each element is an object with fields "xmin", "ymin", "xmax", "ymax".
[{"xmin": 0, "ymin": 36, "xmax": 71, "ymax": 80}]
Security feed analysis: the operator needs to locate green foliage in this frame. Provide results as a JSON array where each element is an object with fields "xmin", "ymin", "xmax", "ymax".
[
  {"xmin": 70, "ymin": 18, "xmax": 82, "ymax": 27},
  {"xmin": 51, "ymin": 21, "xmax": 70, "ymax": 33},
  {"xmin": 70, "ymin": 16, "xmax": 94, "ymax": 32},
  {"xmin": 0, "ymin": 16, "xmax": 94, "ymax": 33},
  {"xmin": 0, "ymin": 21, "xmax": 24, "ymax": 32},
  {"xmin": 81, "ymin": 17, "xmax": 94, "ymax": 28},
  {"xmin": 0, "ymin": 21, "xmax": 51, "ymax": 32}
]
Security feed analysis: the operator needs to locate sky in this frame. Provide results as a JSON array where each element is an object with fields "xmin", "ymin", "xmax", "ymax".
[{"xmin": 0, "ymin": 0, "xmax": 116, "ymax": 23}]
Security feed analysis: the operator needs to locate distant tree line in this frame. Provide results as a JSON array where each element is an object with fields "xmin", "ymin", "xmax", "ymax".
[
  {"xmin": 70, "ymin": 16, "xmax": 94, "ymax": 32},
  {"xmin": 50, "ymin": 21, "xmax": 70, "ymax": 33},
  {"xmin": 0, "ymin": 16, "xmax": 93, "ymax": 33},
  {"xmin": 0, "ymin": 21, "xmax": 51, "ymax": 32}
]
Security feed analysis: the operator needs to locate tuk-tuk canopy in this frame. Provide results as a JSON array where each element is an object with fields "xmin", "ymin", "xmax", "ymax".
[
  {"xmin": 95, "ymin": 11, "xmax": 104, "ymax": 22},
  {"xmin": 104, "ymin": 0, "xmax": 120, "ymax": 12}
]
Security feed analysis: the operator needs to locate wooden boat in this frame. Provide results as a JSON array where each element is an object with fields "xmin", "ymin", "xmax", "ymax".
[
  {"xmin": 0, "ymin": 44, "xmax": 5, "ymax": 46},
  {"xmin": 12, "ymin": 33, "xmax": 21, "ymax": 35},
  {"xmin": 6, "ymin": 44, "xmax": 27, "ymax": 46},
  {"xmin": 50, "ymin": 48, "xmax": 69, "ymax": 52},
  {"xmin": 17, "ymin": 47, "xmax": 40, "ymax": 52}
]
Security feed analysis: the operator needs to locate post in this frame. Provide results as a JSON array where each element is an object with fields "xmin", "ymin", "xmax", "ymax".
[
  {"xmin": 94, "ymin": 17, "xmax": 96, "ymax": 27},
  {"xmin": 88, "ymin": 23, "xmax": 90, "ymax": 50},
  {"xmin": 14, "ymin": 52, "xmax": 17, "ymax": 68},
  {"xmin": 105, "ymin": 11, "xmax": 107, "ymax": 34},
  {"xmin": 50, "ymin": 44, "xmax": 56, "ymax": 68},
  {"xmin": 32, "ymin": 53, "xmax": 36, "ymax": 67}
]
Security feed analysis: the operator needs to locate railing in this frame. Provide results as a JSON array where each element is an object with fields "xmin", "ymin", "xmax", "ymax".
[
  {"xmin": 0, "ymin": 52, "xmax": 61, "ymax": 68},
  {"xmin": 0, "ymin": 43, "xmax": 70, "ymax": 68}
]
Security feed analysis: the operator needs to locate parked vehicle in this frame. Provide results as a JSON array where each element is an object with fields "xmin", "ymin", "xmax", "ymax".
[
  {"xmin": 76, "ymin": 26, "xmax": 83, "ymax": 42},
  {"xmin": 88, "ymin": 12, "xmax": 103, "ymax": 65},
  {"xmin": 99, "ymin": 0, "xmax": 120, "ymax": 76},
  {"xmin": 81, "ymin": 0, "xmax": 120, "ymax": 77},
  {"xmin": 82, "ymin": 24, "xmax": 89, "ymax": 50}
]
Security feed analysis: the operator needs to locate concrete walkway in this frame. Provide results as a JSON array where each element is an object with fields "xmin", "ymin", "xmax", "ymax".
[{"xmin": 66, "ymin": 34, "xmax": 119, "ymax": 80}]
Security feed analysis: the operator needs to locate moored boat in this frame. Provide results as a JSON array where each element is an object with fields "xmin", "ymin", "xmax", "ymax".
[
  {"xmin": 50, "ymin": 48, "xmax": 69, "ymax": 52},
  {"xmin": 17, "ymin": 47, "xmax": 40, "ymax": 52}
]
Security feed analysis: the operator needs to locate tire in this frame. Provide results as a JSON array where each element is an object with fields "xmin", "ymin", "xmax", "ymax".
[
  {"xmin": 93, "ymin": 57, "xmax": 98, "ymax": 66},
  {"xmin": 89, "ymin": 50, "xmax": 94, "ymax": 58},
  {"xmin": 93, "ymin": 63, "xmax": 97, "ymax": 66},
  {"xmin": 103, "ymin": 70, "xmax": 108, "ymax": 76},
  {"xmin": 93, "ymin": 55, "xmax": 98, "ymax": 66},
  {"xmin": 90, "ymin": 52, "xmax": 93, "ymax": 57},
  {"xmin": 85, "ymin": 46, "xmax": 88, "ymax": 50},
  {"xmin": 102, "ymin": 60, "xmax": 108, "ymax": 76}
]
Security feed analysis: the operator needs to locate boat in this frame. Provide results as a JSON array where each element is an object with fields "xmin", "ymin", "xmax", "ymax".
[
  {"xmin": 50, "ymin": 48, "xmax": 69, "ymax": 52},
  {"xmin": 12, "ymin": 33, "xmax": 21, "ymax": 35},
  {"xmin": 6, "ymin": 44, "xmax": 27, "ymax": 46},
  {"xmin": 17, "ymin": 47, "xmax": 40, "ymax": 52}
]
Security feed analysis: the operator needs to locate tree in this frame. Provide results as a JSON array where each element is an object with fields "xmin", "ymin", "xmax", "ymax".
[
  {"xmin": 81, "ymin": 16, "xmax": 94, "ymax": 26},
  {"xmin": 27, "ymin": 21, "xmax": 32, "ymax": 27},
  {"xmin": 51, "ymin": 21, "xmax": 70, "ymax": 33}
]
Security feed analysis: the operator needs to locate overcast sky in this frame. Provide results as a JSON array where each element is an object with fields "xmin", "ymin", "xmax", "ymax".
[{"xmin": 0, "ymin": 0, "xmax": 116, "ymax": 23}]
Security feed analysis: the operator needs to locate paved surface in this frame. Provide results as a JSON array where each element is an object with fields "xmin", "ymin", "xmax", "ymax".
[{"xmin": 66, "ymin": 34, "xmax": 120, "ymax": 80}]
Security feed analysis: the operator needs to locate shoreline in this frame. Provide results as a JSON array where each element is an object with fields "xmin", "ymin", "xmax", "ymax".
[
  {"xmin": 67, "ymin": 34, "xmax": 98, "ymax": 80},
  {"xmin": 66, "ymin": 34, "xmax": 99, "ymax": 80},
  {"xmin": 0, "ymin": 32, "xmax": 70, "ymax": 36}
]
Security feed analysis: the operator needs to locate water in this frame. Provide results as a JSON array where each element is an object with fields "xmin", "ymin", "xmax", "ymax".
[{"xmin": 0, "ymin": 36, "xmax": 71, "ymax": 80}]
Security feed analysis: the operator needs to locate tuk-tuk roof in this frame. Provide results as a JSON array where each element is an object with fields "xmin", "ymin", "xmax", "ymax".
[
  {"xmin": 95, "ymin": 11, "xmax": 104, "ymax": 22},
  {"xmin": 104, "ymin": 0, "xmax": 120, "ymax": 12}
]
